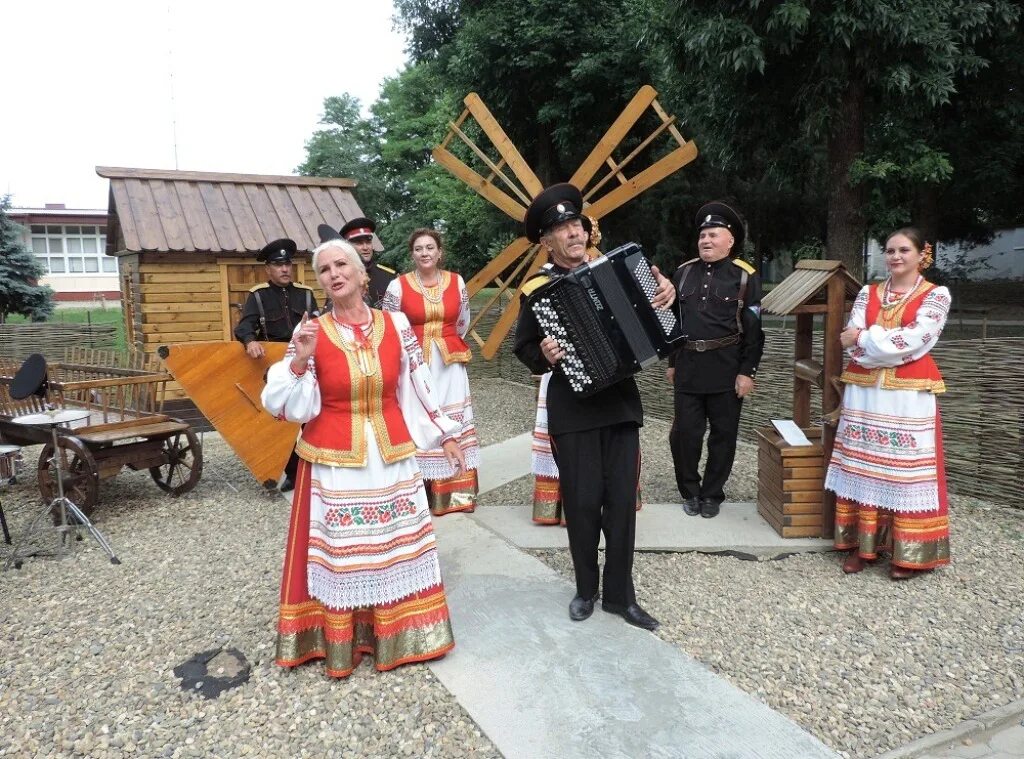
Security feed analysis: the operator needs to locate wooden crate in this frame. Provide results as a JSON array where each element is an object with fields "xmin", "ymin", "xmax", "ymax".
[{"xmin": 756, "ymin": 426, "xmax": 826, "ymax": 538}]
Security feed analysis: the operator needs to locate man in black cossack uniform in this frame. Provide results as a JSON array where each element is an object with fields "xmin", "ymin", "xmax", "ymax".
[
  {"xmin": 514, "ymin": 183, "xmax": 675, "ymax": 631},
  {"xmin": 234, "ymin": 238, "xmax": 316, "ymax": 492},
  {"xmin": 317, "ymin": 217, "xmax": 395, "ymax": 309},
  {"xmin": 667, "ymin": 201, "xmax": 765, "ymax": 519}
]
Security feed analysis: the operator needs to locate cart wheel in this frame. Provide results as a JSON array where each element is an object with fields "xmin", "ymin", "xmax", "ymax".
[
  {"xmin": 150, "ymin": 428, "xmax": 203, "ymax": 496},
  {"xmin": 38, "ymin": 437, "xmax": 100, "ymax": 522}
]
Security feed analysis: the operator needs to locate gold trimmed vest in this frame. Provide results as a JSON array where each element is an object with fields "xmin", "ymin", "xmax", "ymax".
[
  {"xmin": 398, "ymin": 271, "xmax": 472, "ymax": 365},
  {"xmin": 295, "ymin": 310, "xmax": 417, "ymax": 466},
  {"xmin": 841, "ymin": 280, "xmax": 946, "ymax": 394}
]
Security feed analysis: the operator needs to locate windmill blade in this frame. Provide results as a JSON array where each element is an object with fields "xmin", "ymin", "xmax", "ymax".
[
  {"xmin": 477, "ymin": 244, "xmax": 551, "ymax": 360},
  {"xmin": 465, "ymin": 236, "xmax": 536, "ymax": 295},
  {"xmin": 570, "ymin": 86, "xmax": 699, "ymax": 220},
  {"xmin": 432, "ymin": 143, "xmax": 529, "ymax": 221},
  {"xmin": 584, "ymin": 140, "xmax": 699, "ymax": 220},
  {"xmin": 570, "ymin": 85, "xmax": 659, "ymax": 190},
  {"xmin": 432, "ymin": 92, "xmax": 544, "ymax": 222},
  {"xmin": 463, "ymin": 93, "xmax": 544, "ymax": 198}
]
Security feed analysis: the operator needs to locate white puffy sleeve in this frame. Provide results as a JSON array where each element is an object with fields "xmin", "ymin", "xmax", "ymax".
[
  {"xmin": 381, "ymin": 277, "xmax": 402, "ymax": 312},
  {"xmin": 850, "ymin": 285, "xmax": 951, "ymax": 368},
  {"xmin": 456, "ymin": 274, "xmax": 470, "ymax": 338},
  {"xmin": 391, "ymin": 311, "xmax": 462, "ymax": 449},
  {"xmin": 260, "ymin": 328, "xmax": 322, "ymax": 423}
]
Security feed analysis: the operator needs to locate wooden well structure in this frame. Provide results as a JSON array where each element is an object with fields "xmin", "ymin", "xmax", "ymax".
[
  {"xmin": 98, "ymin": 166, "xmax": 375, "ymax": 427},
  {"xmin": 757, "ymin": 260, "xmax": 861, "ymax": 538}
]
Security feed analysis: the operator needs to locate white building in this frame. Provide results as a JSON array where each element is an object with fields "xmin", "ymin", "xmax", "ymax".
[{"xmin": 7, "ymin": 204, "xmax": 119, "ymax": 304}]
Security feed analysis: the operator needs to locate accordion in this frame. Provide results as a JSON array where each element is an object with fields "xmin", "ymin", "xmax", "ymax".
[{"xmin": 527, "ymin": 242, "xmax": 684, "ymax": 396}]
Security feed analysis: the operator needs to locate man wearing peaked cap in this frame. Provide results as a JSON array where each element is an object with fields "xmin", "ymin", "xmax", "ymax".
[
  {"xmin": 514, "ymin": 182, "xmax": 675, "ymax": 632},
  {"xmin": 666, "ymin": 201, "xmax": 765, "ymax": 519},
  {"xmin": 319, "ymin": 218, "xmax": 395, "ymax": 308},
  {"xmin": 235, "ymin": 237, "xmax": 317, "ymax": 492}
]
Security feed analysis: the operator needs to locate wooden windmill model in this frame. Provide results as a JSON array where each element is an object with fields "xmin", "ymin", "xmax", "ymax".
[{"xmin": 433, "ymin": 86, "xmax": 699, "ymax": 358}]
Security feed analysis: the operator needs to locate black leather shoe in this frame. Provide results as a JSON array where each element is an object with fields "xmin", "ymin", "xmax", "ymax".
[
  {"xmin": 682, "ymin": 497, "xmax": 700, "ymax": 516},
  {"xmin": 602, "ymin": 601, "xmax": 660, "ymax": 631},
  {"xmin": 569, "ymin": 593, "xmax": 598, "ymax": 621},
  {"xmin": 280, "ymin": 478, "xmax": 295, "ymax": 493},
  {"xmin": 700, "ymin": 499, "xmax": 720, "ymax": 518}
]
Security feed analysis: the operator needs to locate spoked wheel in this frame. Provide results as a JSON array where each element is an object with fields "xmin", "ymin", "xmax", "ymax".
[
  {"xmin": 38, "ymin": 436, "xmax": 100, "ymax": 523},
  {"xmin": 149, "ymin": 428, "xmax": 203, "ymax": 496}
]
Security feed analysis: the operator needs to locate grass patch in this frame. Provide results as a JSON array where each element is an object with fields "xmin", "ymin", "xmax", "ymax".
[{"xmin": 6, "ymin": 307, "xmax": 127, "ymax": 352}]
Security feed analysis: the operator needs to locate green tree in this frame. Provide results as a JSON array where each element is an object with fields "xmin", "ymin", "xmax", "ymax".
[
  {"xmin": 0, "ymin": 196, "xmax": 55, "ymax": 323},
  {"xmin": 648, "ymin": 0, "xmax": 1021, "ymax": 277}
]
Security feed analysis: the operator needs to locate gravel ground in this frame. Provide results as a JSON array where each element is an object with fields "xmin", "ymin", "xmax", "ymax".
[
  {"xmin": 2, "ymin": 376, "xmax": 1022, "ymax": 759},
  {"xmin": 0, "ymin": 434, "xmax": 499, "ymax": 759},
  {"xmin": 494, "ymin": 389, "xmax": 1024, "ymax": 759}
]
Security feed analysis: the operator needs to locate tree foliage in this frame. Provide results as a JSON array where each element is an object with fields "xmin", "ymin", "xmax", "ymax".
[
  {"xmin": 299, "ymin": 0, "xmax": 1023, "ymax": 281},
  {"xmin": 0, "ymin": 196, "xmax": 55, "ymax": 323}
]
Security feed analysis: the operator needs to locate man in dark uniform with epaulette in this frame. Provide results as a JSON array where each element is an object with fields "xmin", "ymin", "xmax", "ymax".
[
  {"xmin": 666, "ymin": 201, "xmax": 765, "ymax": 519},
  {"xmin": 234, "ymin": 237, "xmax": 316, "ymax": 491},
  {"xmin": 514, "ymin": 183, "xmax": 675, "ymax": 631},
  {"xmin": 317, "ymin": 217, "xmax": 395, "ymax": 308}
]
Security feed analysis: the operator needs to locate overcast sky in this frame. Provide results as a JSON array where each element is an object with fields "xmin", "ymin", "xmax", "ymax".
[{"xmin": 1, "ymin": 1, "xmax": 408, "ymax": 210}]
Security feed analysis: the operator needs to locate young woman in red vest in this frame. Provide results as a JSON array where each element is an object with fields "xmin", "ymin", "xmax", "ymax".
[
  {"xmin": 262, "ymin": 239, "xmax": 466, "ymax": 677},
  {"xmin": 825, "ymin": 228, "xmax": 952, "ymax": 580},
  {"xmin": 382, "ymin": 228, "xmax": 480, "ymax": 516}
]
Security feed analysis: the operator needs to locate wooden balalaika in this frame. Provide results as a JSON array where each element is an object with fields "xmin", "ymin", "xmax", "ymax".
[
  {"xmin": 159, "ymin": 341, "xmax": 297, "ymax": 488},
  {"xmin": 526, "ymin": 242, "xmax": 684, "ymax": 396}
]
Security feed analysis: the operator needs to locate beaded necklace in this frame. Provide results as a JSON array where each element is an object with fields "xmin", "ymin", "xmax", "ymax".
[
  {"xmin": 881, "ymin": 275, "xmax": 922, "ymax": 310},
  {"xmin": 333, "ymin": 311, "xmax": 376, "ymax": 376},
  {"xmin": 413, "ymin": 269, "xmax": 444, "ymax": 304}
]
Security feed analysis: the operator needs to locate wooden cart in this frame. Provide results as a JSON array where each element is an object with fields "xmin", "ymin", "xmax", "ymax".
[{"xmin": 0, "ymin": 349, "xmax": 202, "ymax": 517}]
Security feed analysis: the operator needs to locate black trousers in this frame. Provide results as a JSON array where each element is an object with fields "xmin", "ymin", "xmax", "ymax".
[
  {"xmin": 284, "ymin": 450, "xmax": 299, "ymax": 481},
  {"xmin": 670, "ymin": 390, "xmax": 743, "ymax": 504},
  {"xmin": 550, "ymin": 423, "xmax": 639, "ymax": 606}
]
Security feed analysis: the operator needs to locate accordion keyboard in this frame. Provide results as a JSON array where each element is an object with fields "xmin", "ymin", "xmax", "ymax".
[
  {"xmin": 532, "ymin": 288, "xmax": 620, "ymax": 394},
  {"xmin": 629, "ymin": 256, "xmax": 679, "ymax": 337}
]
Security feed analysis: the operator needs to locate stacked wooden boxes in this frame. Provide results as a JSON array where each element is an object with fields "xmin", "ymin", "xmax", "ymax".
[{"xmin": 755, "ymin": 426, "xmax": 826, "ymax": 538}]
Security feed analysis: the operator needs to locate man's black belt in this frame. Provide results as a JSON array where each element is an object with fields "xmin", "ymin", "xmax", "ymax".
[{"xmin": 683, "ymin": 333, "xmax": 741, "ymax": 352}]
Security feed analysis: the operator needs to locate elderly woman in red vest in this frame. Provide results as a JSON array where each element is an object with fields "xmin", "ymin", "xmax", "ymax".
[
  {"xmin": 382, "ymin": 228, "xmax": 480, "ymax": 515},
  {"xmin": 262, "ymin": 238, "xmax": 466, "ymax": 678},
  {"xmin": 825, "ymin": 227, "xmax": 952, "ymax": 580}
]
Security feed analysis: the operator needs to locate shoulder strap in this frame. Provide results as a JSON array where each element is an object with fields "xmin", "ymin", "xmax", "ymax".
[
  {"xmin": 252, "ymin": 290, "xmax": 267, "ymax": 339},
  {"xmin": 732, "ymin": 258, "xmax": 755, "ymax": 275},
  {"xmin": 521, "ymin": 275, "xmax": 552, "ymax": 298},
  {"xmin": 377, "ymin": 264, "xmax": 396, "ymax": 274}
]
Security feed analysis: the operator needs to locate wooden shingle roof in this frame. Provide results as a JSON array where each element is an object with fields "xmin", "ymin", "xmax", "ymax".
[
  {"xmin": 97, "ymin": 166, "xmax": 369, "ymax": 255},
  {"xmin": 761, "ymin": 260, "xmax": 862, "ymax": 315}
]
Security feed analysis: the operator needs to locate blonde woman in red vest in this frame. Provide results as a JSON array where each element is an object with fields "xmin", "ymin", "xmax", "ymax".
[
  {"xmin": 825, "ymin": 227, "xmax": 952, "ymax": 580},
  {"xmin": 261, "ymin": 238, "xmax": 466, "ymax": 678},
  {"xmin": 382, "ymin": 228, "xmax": 480, "ymax": 516}
]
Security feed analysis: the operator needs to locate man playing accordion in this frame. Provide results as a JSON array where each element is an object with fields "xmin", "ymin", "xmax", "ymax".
[{"xmin": 514, "ymin": 183, "xmax": 674, "ymax": 631}]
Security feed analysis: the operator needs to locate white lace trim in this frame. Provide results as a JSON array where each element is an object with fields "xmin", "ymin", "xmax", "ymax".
[
  {"xmin": 307, "ymin": 550, "xmax": 443, "ymax": 610},
  {"xmin": 532, "ymin": 451, "xmax": 559, "ymax": 478},
  {"xmin": 825, "ymin": 466, "xmax": 940, "ymax": 513},
  {"xmin": 417, "ymin": 443, "xmax": 481, "ymax": 480}
]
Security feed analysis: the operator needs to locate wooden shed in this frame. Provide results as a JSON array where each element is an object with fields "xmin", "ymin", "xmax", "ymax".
[
  {"xmin": 757, "ymin": 260, "xmax": 861, "ymax": 538},
  {"xmin": 97, "ymin": 166, "xmax": 374, "ymax": 427}
]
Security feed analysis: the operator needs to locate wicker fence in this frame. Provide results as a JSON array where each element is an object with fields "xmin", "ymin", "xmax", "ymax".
[
  {"xmin": 470, "ymin": 325, "xmax": 1024, "ymax": 507},
  {"xmin": 0, "ymin": 323, "xmax": 118, "ymax": 361}
]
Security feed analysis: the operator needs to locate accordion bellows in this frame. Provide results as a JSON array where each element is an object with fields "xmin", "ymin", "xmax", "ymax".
[{"xmin": 528, "ymin": 243, "xmax": 684, "ymax": 396}]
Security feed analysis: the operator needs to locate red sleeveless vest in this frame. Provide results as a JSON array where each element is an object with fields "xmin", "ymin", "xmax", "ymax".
[
  {"xmin": 398, "ymin": 272, "xmax": 471, "ymax": 365},
  {"xmin": 295, "ymin": 310, "xmax": 417, "ymax": 466},
  {"xmin": 841, "ymin": 280, "xmax": 946, "ymax": 394}
]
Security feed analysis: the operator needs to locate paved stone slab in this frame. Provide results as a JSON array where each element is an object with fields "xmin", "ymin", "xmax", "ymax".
[
  {"xmin": 428, "ymin": 515, "xmax": 838, "ymax": 759},
  {"xmin": 472, "ymin": 501, "xmax": 834, "ymax": 557},
  {"xmin": 477, "ymin": 432, "xmax": 533, "ymax": 494}
]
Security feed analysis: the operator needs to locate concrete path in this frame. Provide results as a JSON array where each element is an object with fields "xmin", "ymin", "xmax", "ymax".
[
  {"xmin": 427, "ymin": 514, "xmax": 838, "ymax": 759},
  {"xmin": 874, "ymin": 700, "xmax": 1024, "ymax": 759},
  {"xmin": 474, "ymin": 501, "xmax": 833, "ymax": 557}
]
